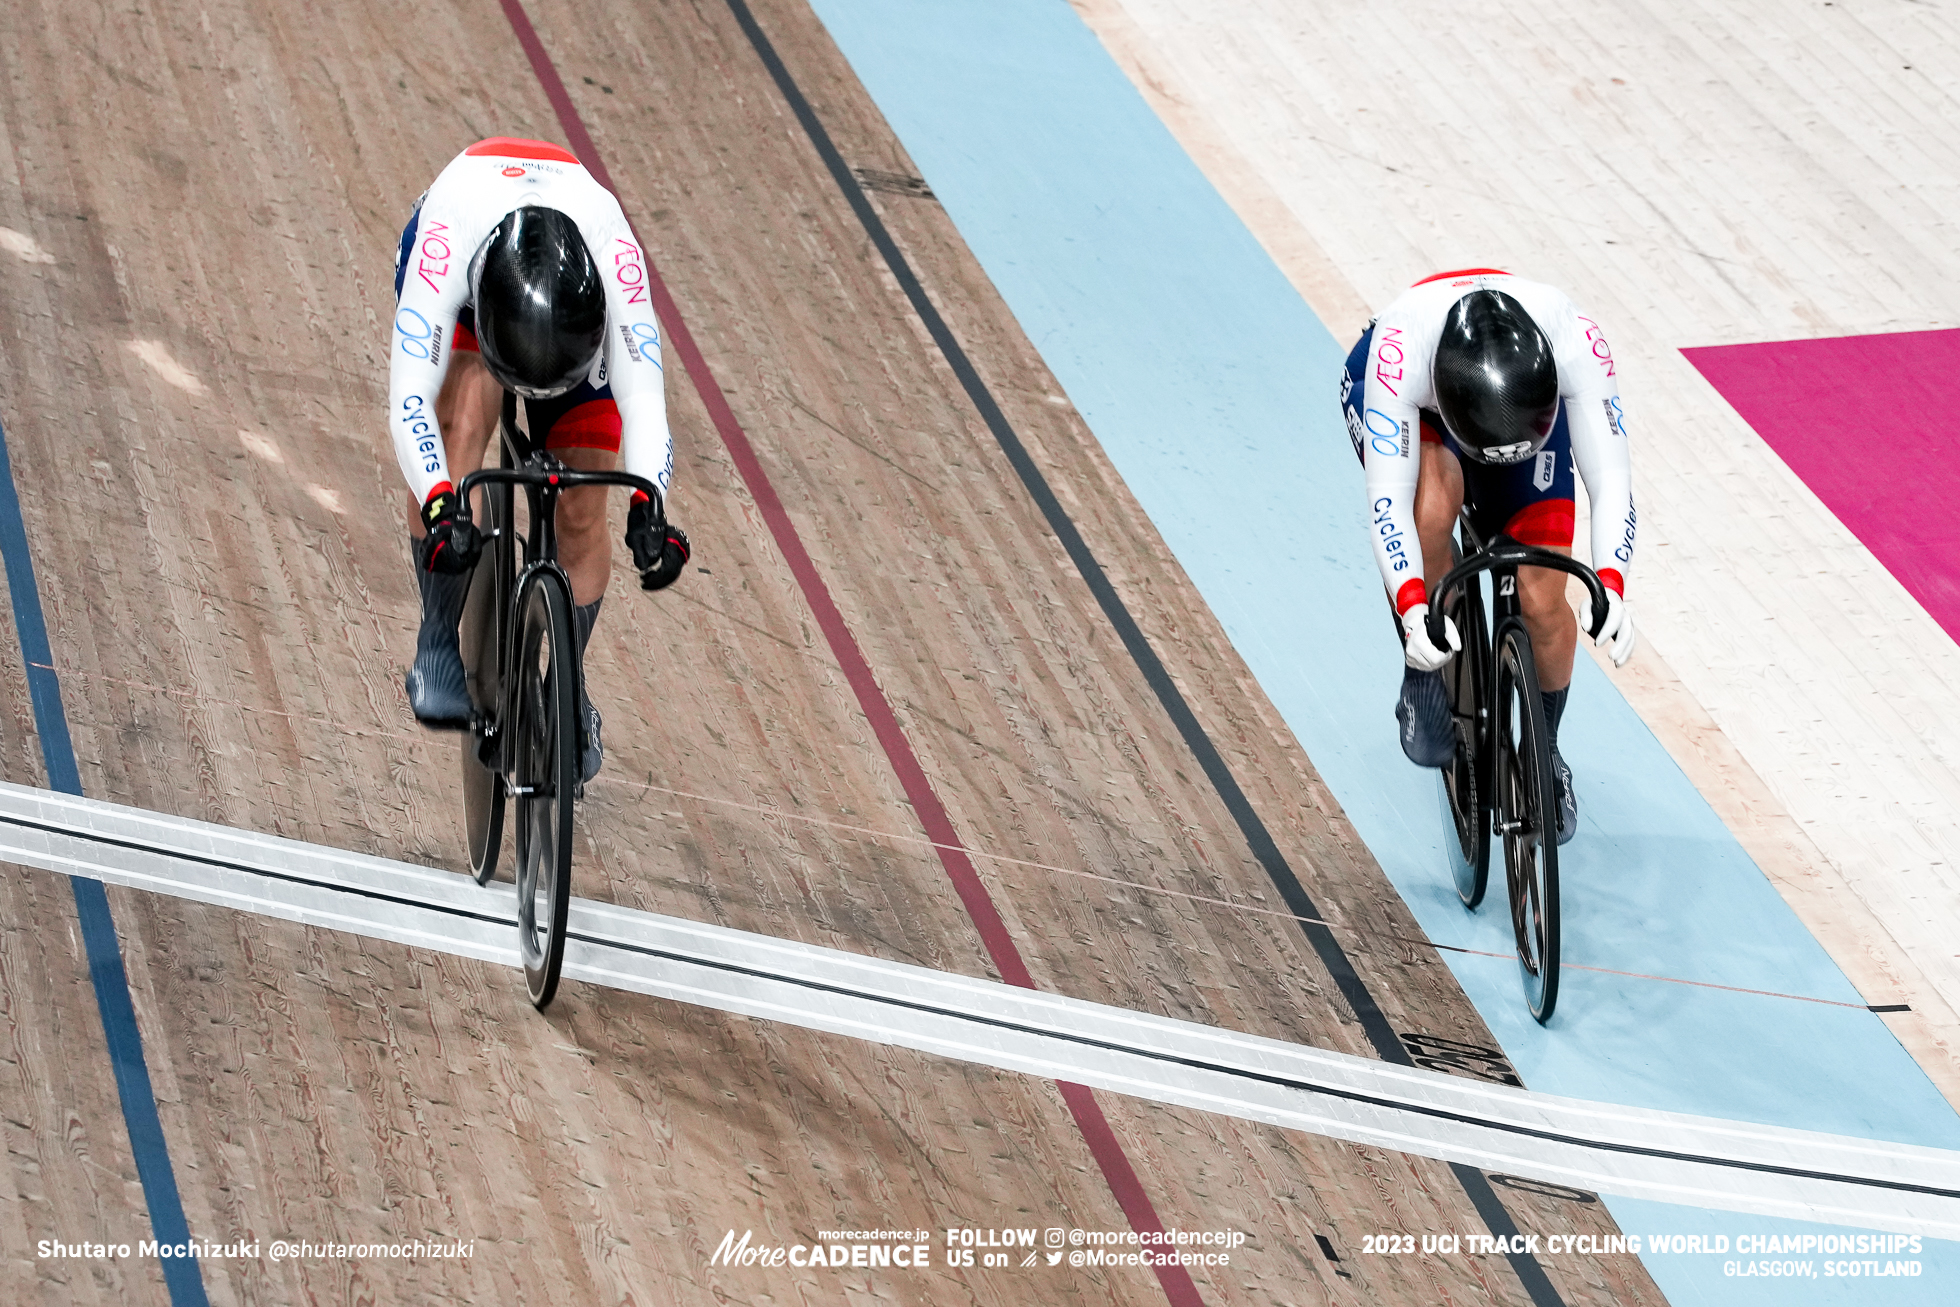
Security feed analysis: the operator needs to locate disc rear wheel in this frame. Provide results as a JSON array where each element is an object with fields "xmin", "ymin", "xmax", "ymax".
[
  {"xmin": 512, "ymin": 569, "xmax": 577, "ymax": 1009},
  {"xmin": 462, "ymin": 481, "xmax": 512, "ymax": 885},
  {"xmin": 1440, "ymin": 555, "xmax": 1492, "ymax": 908},
  {"xmin": 1495, "ymin": 623, "xmax": 1560, "ymax": 1023}
]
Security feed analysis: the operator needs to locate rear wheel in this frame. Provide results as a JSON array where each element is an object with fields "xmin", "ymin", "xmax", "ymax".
[
  {"xmin": 1494, "ymin": 622, "xmax": 1560, "ymax": 1023},
  {"xmin": 1440, "ymin": 553, "xmax": 1492, "ymax": 908},
  {"xmin": 512, "ymin": 568, "xmax": 577, "ymax": 1010},
  {"xmin": 461, "ymin": 479, "xmax": 513, "ymax": 885}
]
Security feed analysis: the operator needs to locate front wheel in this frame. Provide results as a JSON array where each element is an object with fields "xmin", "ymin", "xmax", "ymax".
[
  {"xmin": 511, "ymin": 568, "xmax": 578, "ymax": 1010},
  {"xmin": 1494, "ymin": 622, "xmax": 1560, "ymax": 1023}
]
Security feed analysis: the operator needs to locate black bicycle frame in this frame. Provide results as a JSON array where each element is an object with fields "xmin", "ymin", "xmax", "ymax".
[{"xmin": 454, "ymin": 408, "xmax": 662, "ymax": 774}]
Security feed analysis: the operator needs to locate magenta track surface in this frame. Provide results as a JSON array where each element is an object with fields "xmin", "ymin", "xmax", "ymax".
[{"xmin": 1685, "ymin": 329, "xmax": 1960, "ymax": 642}]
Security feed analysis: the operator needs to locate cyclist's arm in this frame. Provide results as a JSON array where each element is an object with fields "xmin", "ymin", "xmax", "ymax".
[
  {"xmin": 1359, "ymin": 312, "xmax": 1430, "ymax": 613},
  {"xmin": 1361, "ymin": 397, "xmax": 1427, "ymax": 612},
  {"xmin": 594, "ymin": 226, "xmax": 675, "ymax": 499},
  {"xmin": 1555, "ymin": 305, "xmax": 1637, "ymax": 593},
  {"xmin": 387, "ymin": 201, "xmax": 474, "ymax": 503},
  {"xmin": 1566, "ymin": 393, "xmax": 1635, "ymax": 593}
]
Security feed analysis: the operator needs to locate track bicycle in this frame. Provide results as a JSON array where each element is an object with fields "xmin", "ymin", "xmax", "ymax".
[
  {"xmin": 1427, "ymin": 517, "xmax": 1609, "ymax": 1024},
  {"xmin": 455, "ymin": 392, "xmax": 663, "ymax": 1009}
]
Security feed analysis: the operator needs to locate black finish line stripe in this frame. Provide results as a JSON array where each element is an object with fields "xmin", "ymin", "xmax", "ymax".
[
  {"xmin": 720, "ymin": 3, "xmax": 1564, "ymax": 1302},
  {"xmin": 0, "ymin": 812, "xmax": 519, "ymax": 930}
]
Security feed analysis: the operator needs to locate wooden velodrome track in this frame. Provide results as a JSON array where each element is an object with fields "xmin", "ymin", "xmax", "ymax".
[{"xmin": 0, "ymin": 2, "xmax": 1687, "ymax": 1305}]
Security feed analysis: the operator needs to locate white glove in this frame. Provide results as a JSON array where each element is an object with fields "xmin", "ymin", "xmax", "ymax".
[
  {"xmin": 1593, "ymin": 589, "xmax": 1636, "ymax": 667},
  {"xmin": 1401, "ymin": 602, "xmax": 1461, "ymax": 672}
]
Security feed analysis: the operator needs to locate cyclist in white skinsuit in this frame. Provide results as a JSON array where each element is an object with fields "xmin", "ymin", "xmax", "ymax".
[
  {"xmin": 390, "ymin": 137, "xmax": 689, "ymax": 781},
  {"xmin": 1340, "ymin": 269, "xmax": 1638, "ymax": 842}
]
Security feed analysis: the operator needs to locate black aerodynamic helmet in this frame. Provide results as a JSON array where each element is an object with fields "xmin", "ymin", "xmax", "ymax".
[
  {"xmin": 471, "ymin": 206, "xmax": 606, "ymax": 399},
  {"xmin": 1432, "ymin": 290, "xmax": 1559, "ymax": 464}
]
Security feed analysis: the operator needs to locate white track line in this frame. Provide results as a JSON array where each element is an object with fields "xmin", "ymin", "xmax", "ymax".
[{"xmin": 1, "ymin": 780, "xmax": 1955, "ymax": 1238}]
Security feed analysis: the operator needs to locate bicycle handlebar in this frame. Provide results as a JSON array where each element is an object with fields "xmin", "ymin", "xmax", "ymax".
[
  {"xmin": 453, "ymin": 466, "xmax": 664, "ymax": 527},
  {"xmin": 1425, "ymin": 538, "xmax": 1611, "ymax": 650}
]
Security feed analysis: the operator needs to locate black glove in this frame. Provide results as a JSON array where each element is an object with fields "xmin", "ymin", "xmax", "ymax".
[
  {"xmin": 417, "ymin": 485, "xmax": 481, "ymax": 575},
  {"xmin": 625, "ymin": 494, "xmax": 689, "ymax": 591}
]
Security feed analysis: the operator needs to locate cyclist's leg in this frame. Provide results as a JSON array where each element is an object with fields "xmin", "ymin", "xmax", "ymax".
[
  {"xmin": 526, "ymin": 380, "xmax": 619, "ymax": 603},
  {"xmin": 1504, "ymin": 406, "xmax": 1579, "ymax": 694},
  {"xmin": 527, "ymin": 383, "xmax": 622, "ymax": 780},
  {"xmin": 552, "ymin": 447, "xmax": 617, "ymax": 606},
  {"xmin": 1484, "ymin": 405, "xmax": 1580, "ymax": 840},
  {"xmin": 1517, "ymin": 555, "xmax": 1577, "ymax": 690}
]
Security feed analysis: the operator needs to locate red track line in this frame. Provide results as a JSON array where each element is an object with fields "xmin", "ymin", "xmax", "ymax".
[{"xmin": 496, "ymin": 4, "xmax": 1202, "ymax": 1301}]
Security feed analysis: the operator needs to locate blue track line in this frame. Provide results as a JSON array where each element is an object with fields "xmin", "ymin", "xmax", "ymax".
[{"xmin": 0, "ymin": 413, "xmax": 208, "ymax": 1305}]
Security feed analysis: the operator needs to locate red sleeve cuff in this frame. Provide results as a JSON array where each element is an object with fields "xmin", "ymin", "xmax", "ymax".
[
  {"xmin": 1395, "ymin": 578, "xmax": 1428, "ymax": 615},
  {"xmin": 423, "ymin": 480, "xmax": 455, "ymax": 506},
  {"xmin": 1598, "ymin": 568, "xmax": 1624, "ymax": 596}
]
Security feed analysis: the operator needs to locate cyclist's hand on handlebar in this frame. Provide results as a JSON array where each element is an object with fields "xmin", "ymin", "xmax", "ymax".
[
  {"xmin": 626, "ymin": 493, "xmax": 689, "ymax": 591},
  {"xmin": 417, "ymin": 485, "xmax": 481, "ymax": 574},
  {"xmin": 1401, "ymin": 602, "xmax": 1460, "ymax": 672},
  {"xmin": 1593, "ymin": 588, "xmax": 1636, "ymax": 667}
]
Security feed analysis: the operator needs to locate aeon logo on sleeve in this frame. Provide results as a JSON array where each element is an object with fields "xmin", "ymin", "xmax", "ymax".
[
  {"xmin": 1578, "ymin": 316, "xmax": 1616, "ymax": 377},
  {"xmin": 613, "ymin": 237, "xmax": 649, "ymax": 305},
  {"xmin": 1533, "ymin": 450, "xmax": 1556, "ymax": 491},
  {"xmin": 1373, "ymin": 325, "xmax": 1406, "ymax": 397},
  {"xmin": 414, "ymin": 221, "xmax": 453, "ymax": 294}
]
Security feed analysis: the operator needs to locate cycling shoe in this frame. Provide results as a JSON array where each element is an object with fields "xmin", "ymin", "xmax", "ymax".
[
  {"xmin": 1396, "ymin": 667, "xmax": 1454, "ymax": 768},
  {"xmin": 406, "ymin": 634, "xmax": 470, "ymax": 728},
  {"xmin": 1550, "ymin": 746, "xmax": 1577, "ymax": 846},
  {"xmin": 579, "ymin": 694, "xmax": 603, "ymax": 784},
  {"xmin": 407, "ymin": 561, "xmax": 471, "ymax": 728}
]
